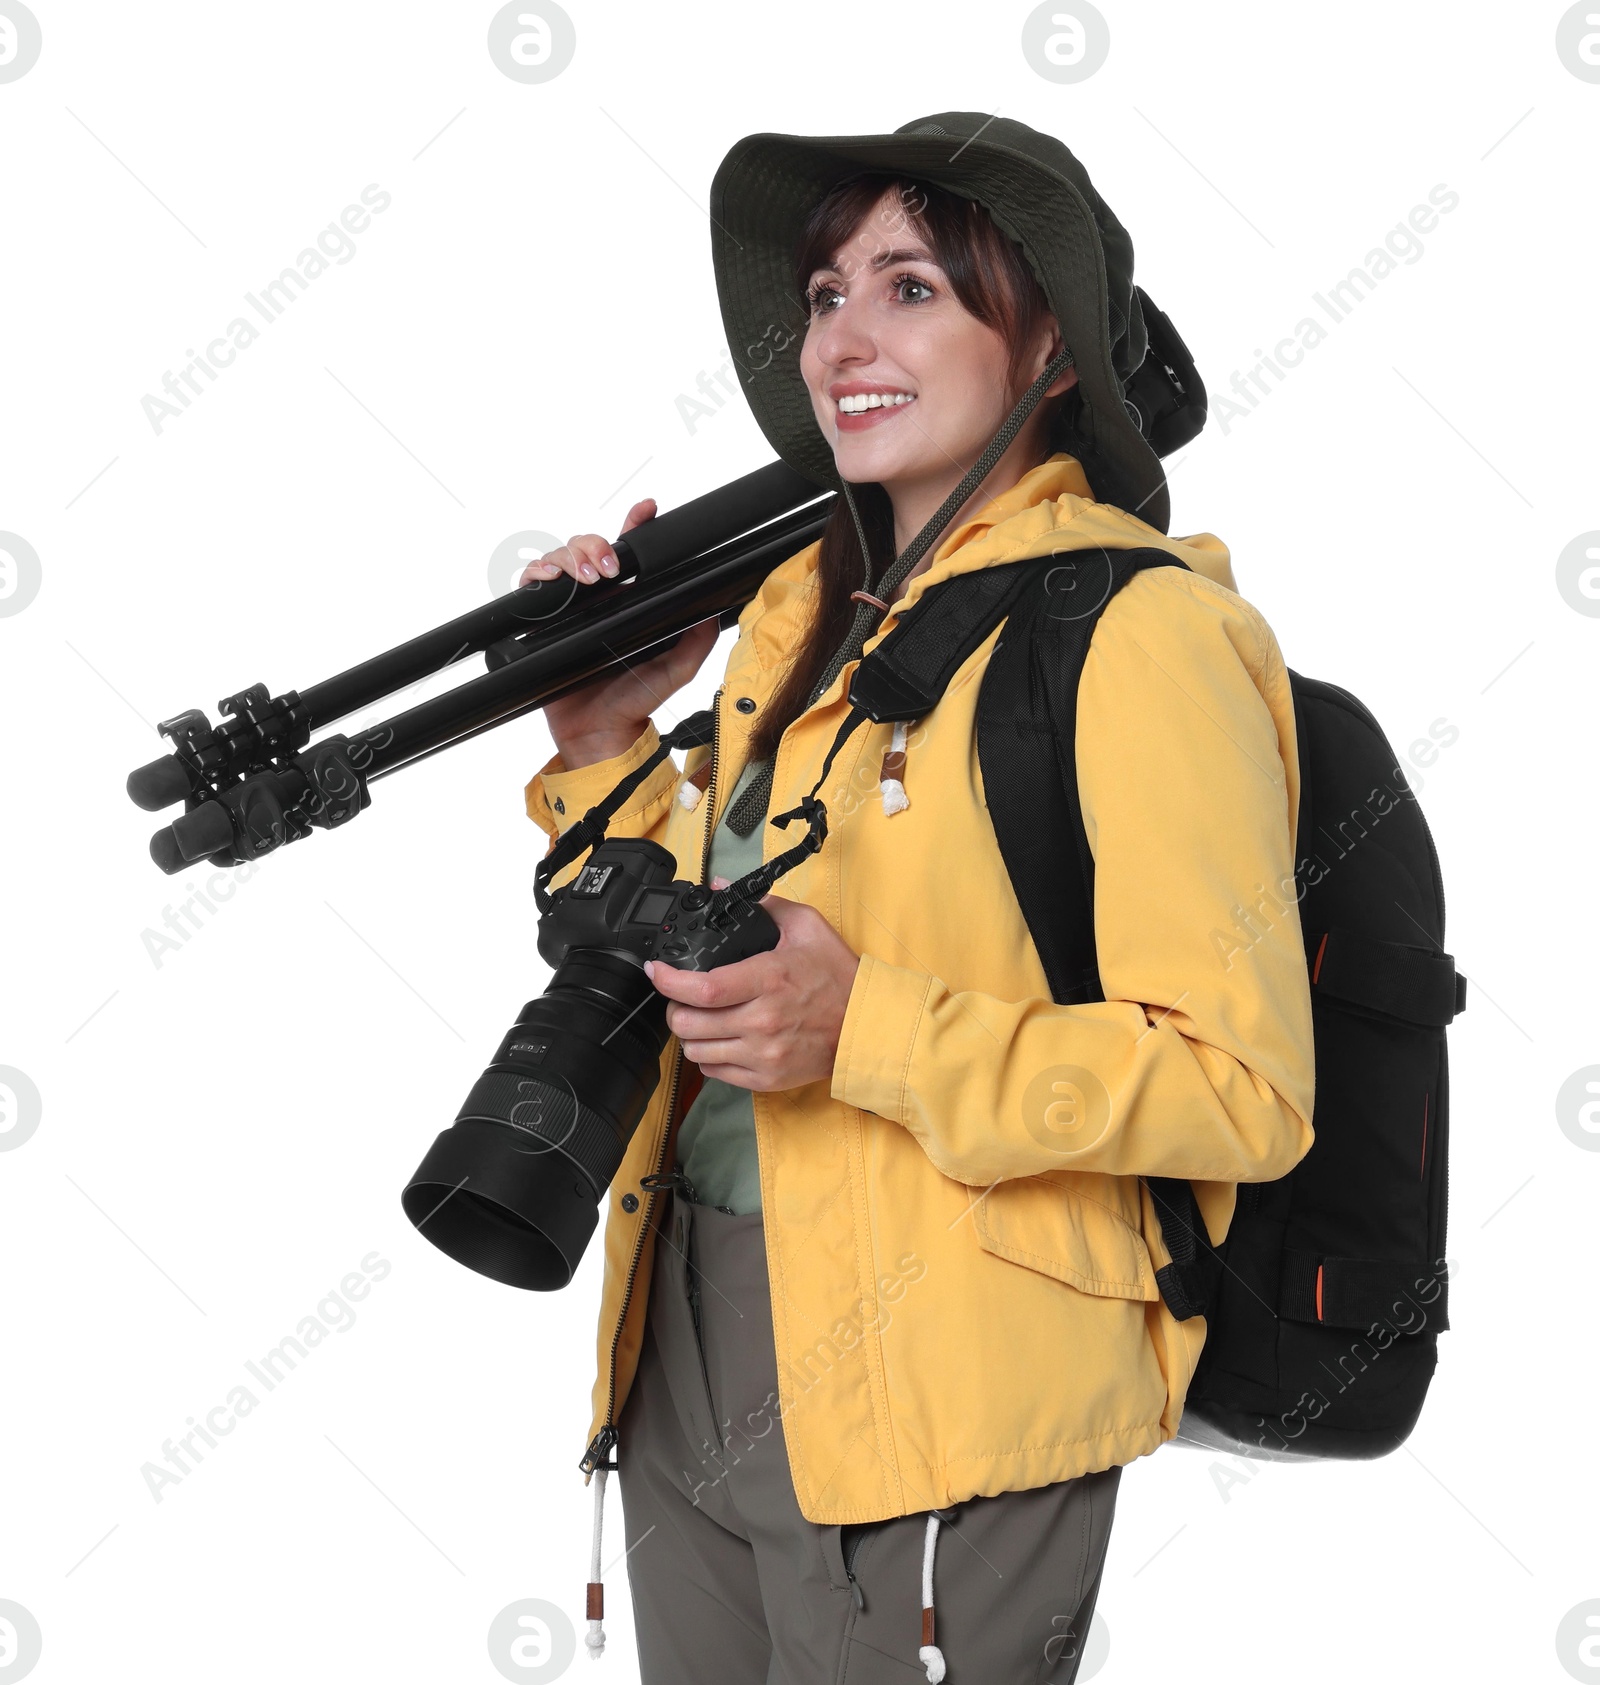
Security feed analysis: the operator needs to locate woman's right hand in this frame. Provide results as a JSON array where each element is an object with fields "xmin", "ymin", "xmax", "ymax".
[{"xmin": 522, "ymin": 496, "xmax": 721, "ymax": 769}]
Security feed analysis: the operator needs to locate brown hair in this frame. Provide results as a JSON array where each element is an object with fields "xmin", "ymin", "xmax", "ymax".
[{"xmin": 744, "ymin": 173, "xmax": 1084, "ymax": 768}]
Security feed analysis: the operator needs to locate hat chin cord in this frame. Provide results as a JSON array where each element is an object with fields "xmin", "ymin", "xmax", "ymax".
[
  {"xmin": 721, "ymin": 343, "xmax": 1076, "ymax": 840},
  {"xmin": 838, "ymin": 342, "xmax": 1077, "ymax": 619}
]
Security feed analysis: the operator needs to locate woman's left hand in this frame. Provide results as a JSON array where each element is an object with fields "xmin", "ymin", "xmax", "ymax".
[{"xmin": 645, "ymin": 889, "xmax": 862, "ymax": 1091}]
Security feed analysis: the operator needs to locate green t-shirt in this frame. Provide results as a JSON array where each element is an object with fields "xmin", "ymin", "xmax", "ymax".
[{"xmin": 674, "ymin": 758, "xmax": 768, "ymax": 1214}]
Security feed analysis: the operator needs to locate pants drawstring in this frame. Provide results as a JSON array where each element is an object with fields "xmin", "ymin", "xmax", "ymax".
[
  {"xmin": 585, "ymin": 1466, "xmax": 609, "ymax": 1659},
  {"xmin": 918, "ymin": 1510, "xmax": 947, "ymax": 1681}
]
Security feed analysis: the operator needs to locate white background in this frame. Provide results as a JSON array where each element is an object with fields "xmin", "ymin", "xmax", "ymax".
[{"xmin": 1, "ymin": 3, "xmax": 1595, "ymax": 1681}]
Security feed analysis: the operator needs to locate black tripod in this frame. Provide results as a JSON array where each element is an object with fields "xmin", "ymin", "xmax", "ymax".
[{"xmin": 125, "ymin": 460, "xmax": 832, "ymax": 874}]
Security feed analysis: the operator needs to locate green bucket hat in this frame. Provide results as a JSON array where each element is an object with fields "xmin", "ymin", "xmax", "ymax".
[{"xmin": 708, "ymin": 110, "xmax": 1176, "ymax": 536}]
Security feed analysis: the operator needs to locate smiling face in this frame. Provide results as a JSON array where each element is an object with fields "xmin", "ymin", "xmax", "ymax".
[{"xmin": 798, "ymin": 185, "xmax": 1076, "ymax": 549}]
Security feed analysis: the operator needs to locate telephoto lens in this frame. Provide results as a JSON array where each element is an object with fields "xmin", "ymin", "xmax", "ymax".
[{"xmin": 401, "ymin": 838, "xmax": 778, "ymax": 1288}]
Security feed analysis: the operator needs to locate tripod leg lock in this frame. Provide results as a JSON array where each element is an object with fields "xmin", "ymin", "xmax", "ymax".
[
  {"xmin": 296, "ymin": 735, "xmax": 373, "ymax": 831},
  {"xmin": 152, "ymin": 733, "xmax": 375, "ymax": 874}
]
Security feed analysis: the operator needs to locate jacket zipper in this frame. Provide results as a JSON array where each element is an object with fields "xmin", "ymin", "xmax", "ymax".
[
  {"xmin": 843, "ymin": 1526, "xmax": 866, "ymax": 1609},
  {"xmin": 580, "ymin": 685, "xmax": 725, "ymax": 1478}
]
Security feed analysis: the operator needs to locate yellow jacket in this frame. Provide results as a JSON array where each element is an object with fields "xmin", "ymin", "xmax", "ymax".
[{"xmin": 525, "ymin": 452, "xmax": 1315, "ymax": 1525}]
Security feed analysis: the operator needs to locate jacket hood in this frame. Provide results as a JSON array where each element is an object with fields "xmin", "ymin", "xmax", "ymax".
[
  {"xmin": 910, "ymin": 450, "xmax": 1235, "ymax": 599},
  {"xmin": 748, "ymin": 452, "xmax": 1236, "ymax": 681}
]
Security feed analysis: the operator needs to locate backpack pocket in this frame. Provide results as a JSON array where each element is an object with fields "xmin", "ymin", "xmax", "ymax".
[{"xmin": 972, "ymin": 1171, "xmax": 1160, "ymax": 1300}]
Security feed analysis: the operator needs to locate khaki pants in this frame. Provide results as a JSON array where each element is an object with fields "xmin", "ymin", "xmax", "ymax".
[{"xmin": 616, "ymin": 1190, "xmax": 1122, "ymax": 1683}]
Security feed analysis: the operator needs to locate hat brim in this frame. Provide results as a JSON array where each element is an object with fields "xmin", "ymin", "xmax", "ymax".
[{"xmin": 707, "ymin": 129, "xmax": 1168, "ymax": 533}]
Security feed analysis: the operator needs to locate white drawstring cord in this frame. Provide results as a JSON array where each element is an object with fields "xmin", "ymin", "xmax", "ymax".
[
  {"xmin": 880, "ymin": 719, "xmax": 910, "ymax": 816},
  {"xmin": 918, "ymin": 1511, "xmax": 946, "ymax": 1680},
  {"xmin": 585, "ymin": 1467, "xmax": 608, "ymax": 1659}
]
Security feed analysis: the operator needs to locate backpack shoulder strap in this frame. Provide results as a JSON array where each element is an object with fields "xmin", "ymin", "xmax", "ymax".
[
  {"xmin": 972, "ymin": 546, "xmax": 1222, "ymax": 1322},
  {"xmin": 847, "ymin": 545, "xmax": 1219, "ymax": 1321},
  {"xmin": 847, "ymin": 558, "xmax": 1042, "ymax": 722},
  {"xmin": 753, "ymin": 560, "xmax": 1048, "ymax": 900},
  {"xmin": 973, "ymin": 546, "xmax": 1187, "ymax": 1003}
]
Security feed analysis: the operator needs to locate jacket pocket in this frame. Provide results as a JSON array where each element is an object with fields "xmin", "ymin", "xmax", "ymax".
[{"xmin": 972, "ymin": 1171, "xmax": 1160, "ymax": 1300}]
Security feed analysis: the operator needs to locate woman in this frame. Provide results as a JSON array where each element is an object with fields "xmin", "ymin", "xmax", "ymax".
[{"xmin": 523, "ymin": 113, "xmax": 1315, "ymax": 1684}]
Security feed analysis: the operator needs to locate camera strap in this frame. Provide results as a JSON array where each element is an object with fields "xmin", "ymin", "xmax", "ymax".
[
  {"xmin": 541, "ymin": 557, "xmax": 1061, "ymax": 929},
  {"xmin": 533, "ymin": 710, "xmax": 716, "ymax": 914},
  {"xmin": 701, "ymin": 715, "xmax": 856, "ymax": 925},
  {"xmin": 694, "ymin": 794, "xmax": 830, "ymax": 926},
  {"xmin": 537, "ymin": 553, "xmax": 1044, "ymax": 923},
  {"xmin": 532, "ymin": 705, "xmax": 845, "ymax": 928}
]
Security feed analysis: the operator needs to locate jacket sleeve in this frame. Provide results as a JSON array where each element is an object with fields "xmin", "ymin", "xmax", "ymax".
[
  {"xmin": 829, "ymin": 570, "xmax": 1316, "ymax": 1190},
  {"xmin": 524, "ymin": 722, "xmax": 690, "ymax": 874}
]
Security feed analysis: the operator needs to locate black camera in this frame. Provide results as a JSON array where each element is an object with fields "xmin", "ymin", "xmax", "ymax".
[{"xmin": 401, "ymin": 837, "xmax": 779, "ymax": 1290}]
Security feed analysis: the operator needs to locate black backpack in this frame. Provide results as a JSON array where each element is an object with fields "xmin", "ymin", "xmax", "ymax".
[{"xmin": 839, "ymin": 545, "xmax": 1466, "ymax": 1461}]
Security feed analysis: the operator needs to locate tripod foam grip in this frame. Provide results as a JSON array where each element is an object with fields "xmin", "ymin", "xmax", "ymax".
[
  {"xmin": 127, "ymin": 754, "xmax": 196, "ymax": 811},
  {"xmin": 618, "ymin": 458, "xmax": 825, "ymax": 577}
]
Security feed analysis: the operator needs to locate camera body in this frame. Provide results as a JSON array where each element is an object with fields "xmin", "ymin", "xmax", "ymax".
[
  {"xmin": 402, "ymin": 838, "xmax": 779, "ymax": 1291},
  {"xmin": 537, "ymin": 837, "xmax": 780, "ymax": 974}
]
